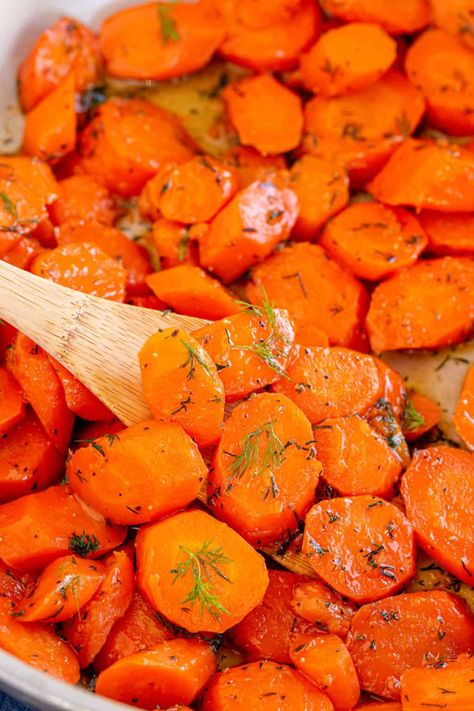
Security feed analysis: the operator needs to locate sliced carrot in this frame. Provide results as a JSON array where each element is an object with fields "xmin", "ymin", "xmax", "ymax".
[
  {"xmin": 368, "ymin": 139, "xmax": 474, "ymax": 212},
  {"xmin": 136, "ymin": 508, "xmax": 269, "ymax": 634},
  {"xmin": 62, "ymin": 550, "xmax": 134, "ymax": 668},
  {"xmin": 210, "ymin": 392, "xmax": 321, "ymax": 545},
  {"xmin": 346, "ymin": 591, "xmax": 474, "ymax": 700},
  {"xmin": 47, "ymin": 356, "xmax": 113, "ymax": 422},
  {"xmin": 199, "ymin": 174, "xmax": 298, "ymax": 283},
  {"xmin": 301, "ymin": 22, "xmax": 396, "ymax": 96},
  {"xmin": 303, "ymin": 495, "xmax": 415, "ymax": 603},
  {"xmin": 234, "ymin": 0, "xmax": 302, "ymax": 27},
  {"xmin": 454, "ymin": 366, "xmax": 474, "ymax": 450},
  {"xmin": 78, "ymin": 98, "xmax": 195, "ymax": 197},
  {"xmin": 290, "ymin": 579, "xmax": 355, "ymax": 637},
  {"xmin": 2, "ymin": 236, "xmax": 44, "ymax": 270},
  {"xmin": 319, "ymin": 202, "xmax": 427, "ymax": 281},
  {"xmin": 139, "ymin": 329, "xmax": 224, "ymax": 448},
  {"xmin": 0, "ymin": 560, "xmax": 34, "ymax": 603},
  {"xmin": 401, "ymin": 653, "xmax": 474, "ymax": 710},
  {"xmin": 0, "ymin": 322, "xmax": 16, "ymax": 363},
  {"xmin": 0, "ymin": 596, "xmax": 79, "ymax": 683},
  {"xmin": 68, "ymin": 420, "xmax": 207, "ymax": 525},
  {"xmin": 0, "ymin": 158, "xmax": 56, "ymax": 241},
  {"xmin": 405, "ymin": 29, "xmax": 474, "ymax": 136},
  {"xmin": 364, "ymin": 398, "xmax": 410, "ymax": 469},
  {"xmin": 401, "ymin": 447, "xmax": 474, "ymax": 584},
  {"xmin": 146, "ymin": 266, "xmax": 239, "ymax": 320},
  {"xmin": 367, "ymin": 257, "xmax": 474, "ymax": 352},
  {"xmin": 418, "ymin": 210, "xmax": 474, "ymax": 256},
  {"xmin": 96, "ymin": 638, "xmax": 216, "ymax": 709},
  {"xmin": 223, "ymin": 75, "xmax": 303, "ymax": 156},
  {"xmin": 374, "ymin": 359, "xmax": 406, "ymax": 421},
  {"xmin": 30, "ymin": 218, "xmax": 56, "ymax": 248},
  {"xmin": 319, "ymin": 0, "xmax": 429, "ymax": 35},
  {"xmin": 273, "ymin": 346, "xmax": 381, "ymax": 424},
  {"xmin": 32, "ymin": 241, "xmax": 128, "ymax": 302},
  {"xmin": 430, "ymin": 0, "xmax": 474, "ymax": 49},
  {"xmin": 49, "ymin": 175, "xmax": 116, "ymax": 226},
  {"xmin": 0, "ymin": 366, "xmax": 24, "ymax": 435},
  {"xmin": 222, "ymin": 146, "xmax": 286, "ymax": 189},
  {"xmin": 151, "ymin": 219, "xmax": 201, "ymax": 270},
  {"xmin": 127, "ymin": 294, "xmax": 168, "ymax": 310},
  {"xmin": 402, "ymin": 391, "xmax": 441, "ymax": 441},
  {"xmin": 100, "ymin": 0, "xmax": 224, "ymax": 81},
  {"xmin": 247, "ymin": 243, "xmax": 369, "ymax": 349},
  {"xmin": 0, "ymin": 484, "xmax": 126, "ymax": 572}
]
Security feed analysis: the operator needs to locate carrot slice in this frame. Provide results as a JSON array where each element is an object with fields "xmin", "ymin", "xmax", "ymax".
[
  {"xmin": 273, "ymin": 346, "xmax": 381, "ymax": 424},
  {"xmin": 303, "ymin": 495, "xmax": 415, "ymax": 603},
  {"xmin": 454, "ymin": 366, "xmax": 474, "ymax": 450},
  {"xmin": 346, "ymin": 591, "xmax": 474, "ymax": 700},
  {"xmin": 0, "ymin": 597, "xmax": 79, "ymax": 683},
  {"xmin": 151, "ymin": 219, "xmax": 201, "ymax": 270},
  {"xmin": 2, "ymin": 236, "xmax": 44, "ymax": 270},
  {"xmin": 68, "ymin": 420, "xmax": 207, "ymax": 525},
  {"xmin": 401, "ymin": 447, "xmax": 474, "ymax": 584},
  {"xmin": 32, "ymin": 241, "xmax": 128, "ymax": 301},
  {"xmin": 30, "ymin": 218, "xmax": 56, "ymax": 248},
  {"xmin": 0, "ymin": 484, "xmax": 126, "ymax": 571},
  {"xmin": 222, "ymin": 146, "xmax": 286, "ymax": 189},
  {"xmin": 0, "ymin": 366, "xmax": 24, "ymax": 435},
  {"xmin": 320, "ymin": 202, "xmax": 427, "ymax": 281},
  {"xmin": 146, "ymin": 266, "xmax": 239, "ymax": 320},
  {"xmin": 401, "ymin": 653, "xmax": 474, "ymax": 710},
  {"xmin": 139, "ymin": 329, "xmax": 225, "ymax": 448},
  {"xmin": 429, "ymin": 0, "xmax": 474, "ymax": 49},
  {"xmin": 402, "ymin": 391, "xmax": 441, "ymax": 442},
  {"xmin": 290, "ymin": 579, "xmax": 355, "ymax": 637},
  {"xmin": 199, "ymin": 174, "xmax": 298, "ymax": 283},
  {"xmin": 96, "ymin": 638, "xmax": 216, "ymax": 709},
  {"xmin": 418, "ymin": 210, "xmax": 474, "ymax": 256},
  {"xmin": 364, "ymin": 398, "xmax": 410, "ymax": 469},
  {"xmin": 49, "ymin": 175, "xmax": 116, "ymax": 226},
  {"xmin": 100, "ymin": 0, "xmax": 225, "ymax": 81},
  {"xmin": 368, "ymin": 139, "xmax": 474, "ymax": 212},
  {"xmin": 210, "ymin": 392, "xmax": 321, "ymax": 545},
  {"xmin": 367, "ymin": 257, "xmax": 474, "ymax": 352},
  {"xmin": 78, "ymin": 98, "xmax": 195, "ymax": 197},
  {"xmin": 0, "ymin": 561, "xmax": 34, "ymax": 603},
  {"xmin": 319, "ymin": 0, "xmax": 429, "ymax": 35},
  {"xmin": 136, "ymin": 508, "xmax": 269, "ymax": 634},
  {"xmin": 374, "ymin": 359, "xmax": 406, "ymax": 421},
  {"xmin": 47, "ymin": 356, "xmax": 113, "ymax": 422},
  {"xmin": 62, "ymin": 550, "xmax": 134, "ymax": 668}
]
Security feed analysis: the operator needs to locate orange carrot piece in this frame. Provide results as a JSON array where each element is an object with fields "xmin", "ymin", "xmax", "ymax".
[
  {"xmin": 303, "ymin": 495, "xmax": 415, "ymax": 603},
  {"xmin": 233, "ymin": 0, "xmax": 302, "ymax": 28},
  {"xmin": 402, "ymin": 391, "xmax": 441, "ymax": 441},
  {"xmin": 136, "ymin": 509, "xmax": 269, "ymax": 634},
  {"xmin": 0, "ymin": 322, "xmax": 17, "ymax": 364},
  {"xmin": 0, "ymin": 561, "xmax": 34, "ymax": 603},
  {"xmin": 401, "ymin": 653, "xmax": 474, "ymax": 710},
  {"xmin": 0, "ymin": 597, "xmax": 79, "ymax": 683},
  {"xmin": 30, "ymin": 218, "xmax": 56, "ymax": 248},
  {"xmin": 210, "ymin": 392, "xmax": 321, "ymax": 545},
  {"xmin": 69, "ymin": 419, "xmax": 206, "ymax": 526},
  {"xmin": 47, "ymin": 356, "xmax": 113, "ymax": 422},
  {"xmin": 429, "ymin": 0, "xmax": 474, "ymax": 49},
  {"xmin": 96, "ymin": 638, "xmax": 216, "ymax": 709},
  {"xmin": 151, "ymin": 219, "xmax": 201, "ymax": 270},
  {"xmin": 374, "ymin": 359, "xmax": 406, "ymax": 421},
  {"xmin": 222, "ymin": 146, "xmax": 286, "ymax": 189},
  {"xmin": 199, "ymin": 174, "xmax": 298, "ymax": 283},
  {"xmin": 290, "ymin": 579, "xmax": 355, "ymax": 637},
  {"xmin": 247, "ymin": 243, "xmax": 369, "ymax": 349},
  {"xmin": 2, "ymin": 237, "xmax": 44, "ymax": 270},
  {"xmin": 319, "ymin": 0, "xmax": 429, "ymax": 34},
  {"xmin": 353, "ymin": 704, "xmax": 401, "ymax": 711},
  {"xmin": 454, "ymin": 366, "xmax": 474, "ymax": 450},
  {"xmin": 346, "ymin": 591, "xmax": 474, "ymax": 700},
  {"xmin": 49, "ymin": 175, "xmax": 116, "ymax": 226},
  {"xmin": 418, "ymin": 211, "xmax": 474, "ymax": 256},
  {"xmin": 367, "ymin": 257, "xmax": 474, "ymax": 352},
  {"xmin": 364, "ymin": 398, "xmax": 410, "ymax": 469},
  {"xmin": 71, "ymin": 418, "xmax": 125, "ymax": 452},
  {"xmin": 0, "ymin": 366, "xmax": 24, "ymax": 435},
  {"xmin": 401, "ymin": 447, "xmax": 474, "ymax": 584},
  {"xmin": 320, "ymin": 202, "xmax": 427, "ymax": 281}
]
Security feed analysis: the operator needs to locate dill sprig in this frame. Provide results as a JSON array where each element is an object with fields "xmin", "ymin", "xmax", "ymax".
[
  {"xmin": 59, "ymin": 574, "xmax": 82, "ymax": 619},
  {"xmin": 179, "ymin": 339, "xmax": 211, "ymax": 380},
  {"xmin": 170, "ymin": 540, "xmax": 233, "ymax": 621},
  {"xmin": 402, "ymin": 396, "xmax": 425, "ymax": 432},
  {"xmin": 69, "ymin": 531, "xmax": 101, "ymax": 558},
  {"xmin": 235, "ymin": 292, "xmax": 289, "ymax": 377},
  {"xmin": 157, "ymin": 2, "xmax": 180, "ymax": 44},
  {"xmin": 227, "ymin": 419, "xmax": 285, "ymax": 482},
  {"xmin": 0, "ymin": 192, "xmax": 18, "ymax": 219}
]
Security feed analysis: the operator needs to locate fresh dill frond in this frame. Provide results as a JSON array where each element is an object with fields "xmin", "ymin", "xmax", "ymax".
[
  {"xmin": 157, "ymin": 2, "xmax": 180, "ymax": 44},
  {"xmin": 402, "ymin": 396, "xmax": 425, "ymax": 432},
  {"xmin": 227, "ymin": 420, "xmax": 285, "ymax": 482},
  {"xmin": 58, "ymin": 574, "xmax": 82, "ymax": 619},
  {"xmin": 237, "ymin": 289, "xmax": 276, "ymax": 329},
  {"xmin": 179, "ymin": 339, "xmax": 211, "ymax": 380},
  {"xmin": 68, "ymin": 531, "xmax": 101, "ymax": 557},
  {"xmin": 235, "ymin": 291, "xmax": 289, "ymax": 377},
  {"xmin": 0, "ymin": 192, "xmax": 17, "ymax": 219}
]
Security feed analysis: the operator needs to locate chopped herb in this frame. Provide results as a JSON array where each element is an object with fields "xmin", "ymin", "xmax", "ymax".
[
  {"xmin": 157, "ymin": 2, "xmax": 180, "ymax": 44},
  {"xmin": 402, "ymin": 396, "xmax": 425, "ymax": 432},
  {"xmin": 235, "ymin": 292, "xmax": 289, "ymax": 377},
  {"xmin": 178, "ymin": 230, "xmax": 190, "ymax": 261},
  {"xmin": 0, "ymin": 192, "xmax": 17, "ymax": 219},
  {"xmin": 308, "ymin": 538, "xmax": 329, "ymax": 557},
  {"xmin": 69, "ymin": 531, "xmax": 101, "ymax": 557},
  {"xmin": 104, "ymin": 433, "xmax": 120, "ymax": 447},
  {"xmin": 435, "ymin": 353, "xmax": 470, "ymax": 371},
  {"xmin": 227, "ymin": 420, "xmax": 285, "ymax": 482},
  {"xmin": 179, "ymin": 339, "xmax": 211, "ymax": 380}
]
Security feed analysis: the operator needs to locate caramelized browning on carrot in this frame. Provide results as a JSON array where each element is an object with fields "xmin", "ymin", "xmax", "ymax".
[
  {"xmin": 319, "ymin": 0, "xmax": 429, "ymax": 35},
  {"xmin": 418, "ymin": 211, "xmax": 474, "ymax": 256},
  {"xmin": 401, "ymin": 653, "xmax": 474, "ymax": 710},
  {"xmin": 223, "ymin": 146, "xmax": 286, "ymax": 189},
  {"xmin": 454, "ymin": 365, "xmax": 474, "ymax": 450},
  {"xmin": 290, "ymin": 579, "xmax": 355, "ymax": 637},
  {"xmin": 0, "ymin": 367, "xmax": 25, "ymax": 434},
  {"xmin": 402, "ymin": 391, "xmax": 441, "ymax": 441},
  {"xmin": 49, "ymin": 175, "xmax": 116, "ymax": 226}
]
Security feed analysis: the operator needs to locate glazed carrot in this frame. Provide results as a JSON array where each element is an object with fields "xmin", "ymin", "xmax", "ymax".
[
  {"xmin": 303, "ymin": 495, "xmax": 415, "ymax": 603},
  {"xmin": 223, "ymin": 76, "xmax": 303, "ymax": 155},
  {"xmin": 0, "ymin": 156, "xmax": 58, "ymax": 205},
  {"xmin": 2, "ymin": 236, "xmax": 44, "ymax": 270},
  {"xmin": 353, "ymin": 704, "xmax": 401, "ymax": 710},
  {"xmin": 319, "ymin": 0, "xmax": 429, "ymax": 35},
  {"xmin": 68, "ymin": 420, "xmax": 207, "ymax": 525},
  {"xmin": 290, "ymin": 580, "xmax": 355, "ymax": 637},
  {"xmin": 0, "ymin": 408, "xmax": 64, "ymax": 504},
  {"xmin": 56, "ymin": 221, "xmax": 151, "ymax": 295},
  {"xmin": 18, "ymin": 17, "xmax": 102, "ymax": 112},
  {"xmin": 364, "ymin": 398, "xmax": 410, "ymax": 469},
  {"xmin": 290, "ymin": 634, "xmax": 360, "ymax": 710},
  {"xmin": 233, "ymin": 0, "xmax": 303, "ymax": 27},
  {"xmin": 210, "ymin": 393, "xmax": 321, "ymax": 545},
  {"xmin": 7, "ymin": 332, "xmax": 74, "ymax": 454},
  {"xmin": 346, "ymin": 591, "xmax": 474, "ymax": 700},
  {"xmin": 47, "ymin": 356, "xmax": 114, "ymax": 422},
  {"xmin": 319, "ymin": 202, "xmax": 427, "ymax": 281},
  {"xmin": 151, "ymin": 219, "xmax": 201, "ymax": 270},
  {"xmin": 0, "ymin": 561, "xmax": 34, "ymax": 603},
  {"xmin": 202, "ymin": 660, "xmax": 333, "ymax": 711},
  {"xmin": 273, "ymin": 346, "xmax": 381, "ymax": 424},
  {"xmin": 146, "ymin": 266, "xmax": 239, "ymax": 320},
  {"xmin": 0, "ymin": 322, "xmax": 16, "ymax": 363},
  {"xmin": 0, "ymin": 367, "xmax": 24, "ymax": 434},
  {"xmin": 195, "ymin": 305, "xmax": 296, "ymax": 402},
  {"xmin": 14, "ymin": 555, "xmax": 105, "ymax": 623},
  {"xmin": 367, "ymin": 257, "xmax": 474, "ymax": 352},
  {"xmin": 199, "ymin": 174, "xmax": 298, "ymax": 283},
  {"xmin": 289, "ymin": 154, "xmax": 349, "ymax": 240},
  {"xmin": 402, "ymin": 391, "xmax": 441, "ymax": 441},
  {"xmin": 71, "ymin": 418, "xmax": 125, "ymax": 452},
  {"xmin": 139, "ymin": 329, "xmax": 224, "ymax": 448},
  {"xmin": 314, "ymin": 415, "xmax": 401, "ymax": 499},
  {"xmin": 139, "ymin": 156, "xmax": 239, "ymax": 223},
  {"xmin": 303, "ymin": 71, "xmax": 425, "ymax": 186},
  {"xmin": 49, "ymin": 175, "xmax": 116, "ymax": 226},
  {"xmin": 454, "ymin": 366, "xmax": 474, "ymax": 450},
  {"xmin": 301, "ymin": 22, "xmax": 396, "ymax": 96},
  {"xmin": 430, "ymin": 0, "xmax": 474, "ymax": 49},
  {"xmin": 222, "ymin": 146, "xmax": 286, "ymax": 189},
  {"xmin": 62, "ymin": 550, "xmax": 134, "ymax": 668},
  {"xmin": 22, "ymin": 73, "xmax": 77, "ymax": 163},
  {"xmin": 100, "ymin": 0, "xmax": 224, "ymax": 81},
  {"xmin": 0, "ymin": 597, "xmax": 79, "ymax": 683},
  {"xmin": 30, "ymin": 218, "xmax": 56, "ymax": 248},
  {"xmin": 217, "ymin": 0, "xmax": 320, "ymax": 71},
  {"xmin": 136, "ymin": 509, "xmax": 269, "ymax": 634},
  {"xmin": 247, "ymin": 243, "xmax": 369, "ymax": 349},
  {"xmin": 405, "ymin": 29, "xmax": 474, "ymax": 136},
  {"xmin": 418, "ymin": 211, "xmax": 474, "ymax": 256},
  {"xmin": 401, "ymin": 653, "xmax": 474, "ymax": 710},
  {"xmin": 78, "ymin": 98, "xmax": 195, "ymax": 197},
  {"xmin": 0, "ymin": 484, "xmax": 126, "ymax": 571},
  {"xmin": 368, "ymin": 139, "xmax": 474, "ymax": 212},
  {"xmin": 96, "ymin": 638, "xmax": 216, "ymax": 709},
  {"xmin": 32, "ymin": 242, "xmax": 128, "ymax": 301},
  {"xmin": 401, "ymin": 447, "xmax": 474, "ymax": 584},
  {"xmin": 374, "ymin": 359, "xmax": 406, "ymax": 421}
]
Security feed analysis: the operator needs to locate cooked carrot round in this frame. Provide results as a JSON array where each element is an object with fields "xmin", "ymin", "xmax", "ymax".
[
  {"xmin": 136, "ymin": 508, "xmax": 269, "ymax": 634},
  {"xmin": 223, "ymin": 146, "xmax": 287, "ymax": 189},
  {"xmin": 364, "ymin": 398, "xmax": 410, "ymax": 469},
  {"xmin": 429, "ymin": 0, "xmax": 474, "ymax": 49},
  {"xmin": 418, "ymin": 210, "xmax": 474, "ymax": 256},
  {"xmin": 319, "ymin": 0, "xmax": 429, "ymax": 35},
  {"xmin": 401, "ymin": 653, "xmax": 474, "ymax": 710},
  {"xmin": 454, "ymin": 365, "xmax": 474, "ymax": 450},
  {"xmin": 290, "ymin": 579, "xmax": 355, "ymax": 637},
  {"xmin": 374, "ymin": 359, "xmax": 406, "ymax": 421},
  {"xmin": 0, "ymin": 367, "xmax": 25, "ymax": 435},
  {"xmin": 302, "ymin": 495, "xmax": 415, "ymax": 603},
  {"xmin": 49, "ymin": 175, "xmax": 116, "ymax": 226},
  {"xmin": 151, "ymin": 219, "xmax": 201, "ymax": 270},
  {"xmin": 402, "ymin": 391, "xmax": 441, "ymax": 441}
]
